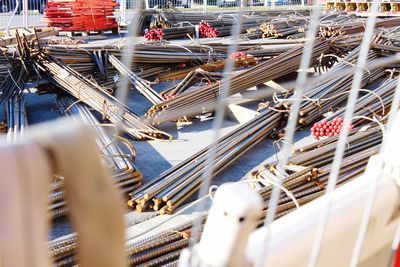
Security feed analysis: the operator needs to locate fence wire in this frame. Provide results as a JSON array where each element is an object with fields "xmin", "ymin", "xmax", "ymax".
[{"xmin": 0, "ymin": 0, "xmax": 307, "ymax": 30}]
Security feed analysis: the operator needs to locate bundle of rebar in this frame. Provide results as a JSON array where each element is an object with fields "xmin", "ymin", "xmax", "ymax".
[
  {"xmin": 319, "ymin": 16, "xmax": 400, "ymax": 38},
  {"xmin": 45, "ymin": 43, "xmax": 225, "ymax": 65},
  {"xmin": 33, "ymin": 51, "xmax": 172, "ymax": 141},
  {"xmin": 249, "ymin": 128, "xmax": 383, "ymax": 218},
  {"xmin": 161, "ymin": 69, "xmax": 222, "ymax": 99},
  {"xmin": 273, "ymin": 47, "xmax": 383, "ymax": 127},
  {"xmin": 48, "ymin": 126, "xmax": 381, "ymax": 266},
  {"xmin": 259, "ymin": 17, "xmax": 307, "ymax": 38},
  {"xmin": 0, "ymin": 61, "xmax": 28, "ymax": 104},
  {"xmin": 324, "ymin": 77, "xmax": 398, "ymax": 126},
  {"xmin": 49, "ymin": 96, "xmax": 143, "ymax": 218},
  {"xmin": 146, "ymin": 40, "xmax": 329, "ymax": 124},
  {"xmin": 108, "ymin": 54, "xmax": 163, "ymax": 105},
  {"xmin": 5, "ymin": 94, "xmax": 27, "ymax": 143},
  {"xmin": 128, "ymin": 109, "xmax": 282, "ymax": 214}
]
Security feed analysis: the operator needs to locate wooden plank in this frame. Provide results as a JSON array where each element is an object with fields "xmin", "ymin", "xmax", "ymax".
[{"xmin": 0, "ymin": 28, "xmax": 59, "ymax": 47}]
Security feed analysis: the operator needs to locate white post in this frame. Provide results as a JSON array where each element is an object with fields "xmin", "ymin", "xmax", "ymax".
[
  {"xmin": 264, "ymin": 0, "xmax": 268, "ymax": 7},
  {"xmin": 145, "ymin": 0, "xmax": 150, "ymax": 9},
  {"xmin": 203, "ymin": 0, "xmax": 207, "ymax": 13},
  {"xmin": 23, "ymin": 0, "xmax": 28, "ymax": 28},
  {"xmin": 271, "ymin": 0, "xmax": 275, "ymax": 9},
  {"xmin": 301, "ymin": 0, "xmax": 304, "ymax": 5},
  {"xmin": 120, "ymin": 0, "xmax": 126, "ymax": 24}
]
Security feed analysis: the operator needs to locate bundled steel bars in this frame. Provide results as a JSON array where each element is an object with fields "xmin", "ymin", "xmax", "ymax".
[
  {"xmin": 128, "ymin": 109, "xmax": 282, "ymax": 214},
  {"xmin": 161, "ymin": 69, "xmax": 222, "ymax": 99},
  {"xmin": 5, "ymin": 94, "xmax": 27, "ymax": 143},
  {"xmin": 325, "ymin": 77, "xmax": 399, "ymax": 126},
  {"xmin": 33, "ymin": 51, "xmax": 172, "ymax": 141},
  {"xmin": 49, "ymin": 96, "xmax": 143, "ymax": 219},
  {"xmin": 274, "ymin": 47, "xmax": 383, "ymax": 127},
  {"xmin": 146, "ymin": 41, "xmax": 329, "ymax": 124},
  {"xmin": 48, "ymin": 126, "xmax": 381, "ymax": 266},
  {"xmin": 108, "ymin": 54, "xmax": 163, "ymax": 105}
]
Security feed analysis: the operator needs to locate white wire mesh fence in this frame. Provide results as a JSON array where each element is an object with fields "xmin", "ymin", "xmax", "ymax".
[
  {"xmin": 0, "ymin": 0, "xmax": 47, "ymax": 30},
  {"xmin": 0, "ymin": 0, "xmax": 307, "ymax": 30}
]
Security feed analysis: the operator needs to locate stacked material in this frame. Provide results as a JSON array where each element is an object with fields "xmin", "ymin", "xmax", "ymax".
[
  {"xmin": 136, "ymin": 9, "xmax": 312, "ymax": 35},
  {"xmin": 130, "ymin": 44, "xmax": 391, "ymax": 214},
  {"xmin": 248, "ymin": 127, "xmax": 383, "ymax": 218},
  {"xmin": 5, "ymin": 94, "xmax": 27, "ymax": 142},
  {"xmin": 48, "ymin": 126, "xmax": 382, "ymax": 265},
  {"xmin": 33, "ymin": 51, "xmax": 172, "ymax": 141},
  {"xmin": 50, "ymin": 96, "xmax": 143, "ymax": 218},
  {"xmin": 274, "ymin": 47, "xmax": 383, "ymax": 128},
  {"xmin": 108, "ymin": 54, "xmax": 164, "ymax": 105},
  {"xmin": 128, "ymin": 109, "xmax": 282, "ymax": 214},
  {"xmin": 324, "ymin": 78, "xmax": 398, "ymax": 127},
  {"xmin": 145, "ymin": 41, "xmax": 329, "ymax": 124},
  {"xmin": 44, "ymin": 0, "xmax": 118, "ymax": 31}
]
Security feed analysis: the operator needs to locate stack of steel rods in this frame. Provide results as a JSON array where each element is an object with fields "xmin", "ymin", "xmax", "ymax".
[
  {"xmin": 319, "ymin": 16, "xmax": 400, "ymax": 38},
  {"xmin": 324, "ymin": 77, "xmax": 398, "ymax": 126},
  {"xmin": 161, "ymin": 69, "xmax": 222, "ymax": 99},
  {"xmin": 160, "ymin": 27, "xmax": 196, "ymax": 40},
  {"xmin": 0, "ymin": 54, "xmax": 16, "ymax": 83},
  {"xmin": 45, "ymin": 43, "xmax": 225, "ymax": 65},
  {"xmin": 145, "ymin": 40, "xmax": 329, "ymax": 124},
  {"xmin": 250, "ymin": 126, "xmax": 383, "ymax": 199},
  {"xmin": 50, "ymin": 96, "xmax": 143, "ymax": 219},
  {"xmin": 274, "ymin": 47, "xmax": 383, "ymax": 127},
  {"xmin": 155, "ymin": 41, "xmax": 303, "ymax": 82},
  {"xmin": 252, "ymin": 143, "xmax": 381, "ymax": 220},
  {"xmin": 137, "ymin": 9, "xmax": 311, "ymax": 33},
  {"xmin": 145, "ymin": 15, "xmax": 308, "ymax": 40},
  {"xmin": 259, "ymin": 18, "xmax": 307, "ymax": 39},
  {"xmin": 0, "ymin": 63, "xmax": 28, "ymax": 103},
  {"xmin": 128, "ymin": 109, "xmax": 283, "ymax": 214},
  {"xmin": 48, "ymin": 129, "xmax": 380, "ymax": 266},
  {"xmin": 47, "ymin": 215, "xmax": 208, "ymax": 266},
  {"xmin": 33, "ymin": 51, "xmax": 172, "ymax": 141},
  {"xmin": 371, "ymin": 28, "xmax": 400, "ymax": 55},
  {"xmin": 5, "ymin": 94, "xmax": 27, "ymax": 143},
  {"xmin": 108, "ymin": 54, "xmax": 163, "ymax": 105}
]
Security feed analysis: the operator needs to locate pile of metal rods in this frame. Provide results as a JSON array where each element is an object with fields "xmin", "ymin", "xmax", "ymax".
[
  {"xmin": 259, "ymin": 18, "xmax": 307, "ymax": 39},
  {"xmin": 4, "ymin": 94, "xmax": 27, "ymax": 143},
  {"xmin": 0, "ymin": 54, "xmax": 15, "ymax": 83},
  {"xmin": 0, "ymin": 61, "xmax": 28, "ymax": 104},
  {"xmin": 49, "ymin": 96, "xmax": 143, "ymax": 219},
  {"xmin": 155, "ymin": 39, "xmax": 303, "ymax": 82},
  {"xmin": 48, "ymin": 126, "xmax": 382, "ymax": 266},
  {"xmin": 45, "ymin": 43, "xmax": 225, "ymax": 65},
  {"xmin": 108, "ymin": 54, "xmax": 163, "ymax": 105},
  {"xmin": 137, "ymin": 9, "xmax": 311, "ymax": 34},
  {"xmin": 161, "ymin": 69, "xmax": 222, "ymax": 99},
  {"xmin": 145, "ymin": 40, "xmax": 329, "ymax": 124},
  {"xmin": 249, "ymin": 130, "xmax": 382, "ymax": 219},
  {"xmin": 157, "ymin": 60, "xmax": 226, "ymax": 82},
  {"xmin": 319, "ymin": 16, "xmax": 400, "ymax": 38},
  {"xmin": 128, "ymin": 109, "xmax": 282, "ymax": 214},
  {"xmin": 274, "ymin": 47, "xmax": 383, "ymax": 127},
  {"xmin": 33, "ymin": 51, "xmax": 172, "ymax": 141},
  {"xmin": 324, "ymin": 77, "xmax": 398, "ymax": 126}
]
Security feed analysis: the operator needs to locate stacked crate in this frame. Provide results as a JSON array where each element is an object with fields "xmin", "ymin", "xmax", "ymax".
[{"xmin": 44, "ymin": 0, "xmax": 118, "ymax": 32}]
